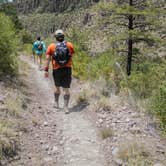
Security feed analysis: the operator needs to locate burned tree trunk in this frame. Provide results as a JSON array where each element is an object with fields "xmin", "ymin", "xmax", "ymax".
[{"xmin": 127, "ymin": 0, "xmax": 133, "ymax": 76}]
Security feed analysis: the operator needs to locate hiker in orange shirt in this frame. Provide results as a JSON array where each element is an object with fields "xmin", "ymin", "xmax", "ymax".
[{"xmin": 44, "ymin": 30, "xmax": 75, "ymax": 114}]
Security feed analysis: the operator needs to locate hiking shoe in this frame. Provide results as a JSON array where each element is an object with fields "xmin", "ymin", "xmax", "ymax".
[
  {"xmin": 64, "ymin": 107, "xmax": 70, "ymax": 114},
  {"xmin": 53, "ymin": 101, "xmax": 59, "ymax": 109},
  {"xmin": 38, "ymin": 66, "xmax": 43, "ymax": 71}
]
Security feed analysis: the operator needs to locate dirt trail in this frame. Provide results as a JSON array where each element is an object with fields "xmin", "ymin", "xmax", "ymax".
[
  {"xmin": 9, "ymin": 56, "xmax": 106, "ymax": 166},
  {"xmin": 7, "ymin": 55, "xmax": 166, "ymax": 166}
]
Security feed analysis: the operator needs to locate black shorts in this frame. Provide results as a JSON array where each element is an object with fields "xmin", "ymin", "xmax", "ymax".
[{"xmin": 52, "ymin": 67, "xmax": 72, "ymax": 88}]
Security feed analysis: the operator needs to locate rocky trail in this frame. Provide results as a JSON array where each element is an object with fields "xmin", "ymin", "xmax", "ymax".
[
  {"xmin": 8, "ymin": 56, "xmax": 106, "ymax": 166},
  {"xmin": 3, "ymin": 55, "xmax": 166, "ymax": 166}
]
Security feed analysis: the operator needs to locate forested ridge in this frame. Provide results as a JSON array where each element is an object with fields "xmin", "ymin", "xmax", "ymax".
[{"xmin": 0, "ymin": 0, "xmax": 166, "ymax": 165}]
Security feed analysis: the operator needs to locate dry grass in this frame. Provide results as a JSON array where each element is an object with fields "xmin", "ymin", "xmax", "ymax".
[
  {"xmin": 32, "ymin": 117, "xmax": 40, "ymax": 127},
  {"xmin": 0, "ymin": 135, "xmax": 19, "ymax": 161},
  {"xmin": 0, "ymin": 121, "xmax": 16, "ymax": 137},
  {"xmin": 94, "ymin": 97, "xmax": 112, "ymax": 114},
  {"xmin": 0, "ymin": 87, "xmax": 24, "ymax": 163},
  {"xmin": 18, "ymin": 59, "xmax": 29, "ymax": 76},
  {"xmin": 77, "ymin": 92, "xmax": 88, "ymax": 104},
  {"xmin": 117, "ymin": 141, "xmax": 153, "ymax": 166},
  {"xmin": 101, "ymin": 127, "xmax": 113, "ymax": 139},
  {"xmin": 5, "ymin": 97, "xmax": 22, "ymax": 118},
  {"xmin": 0, "ymin": 120, "xmax": 19, "ymax": 161},
  {"xmin": 95, "ymin": 97, "xmax": 111, "ymax": 109},
  {"xmin": 76, "ymin": 90, "xmax": 90, "ymax": 104}
]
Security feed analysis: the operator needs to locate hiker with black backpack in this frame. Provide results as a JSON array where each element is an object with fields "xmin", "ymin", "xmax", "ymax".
[
  {"xmin": 32, "ymin": 36, "xmax": 46, "ymax": 70},
  {"xmin": 44, "ymin": 30, "xmax": 75, "ymax": 114}
]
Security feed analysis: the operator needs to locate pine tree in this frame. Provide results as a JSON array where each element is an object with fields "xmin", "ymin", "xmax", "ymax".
[{"xmin": 99, "ymin": 0, "xmax": 165, "ymax": 75}]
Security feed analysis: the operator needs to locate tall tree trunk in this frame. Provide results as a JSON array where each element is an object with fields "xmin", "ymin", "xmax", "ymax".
[{"xmin": 127, "ymin": 0, "xmax": 133, "ymax": 76}]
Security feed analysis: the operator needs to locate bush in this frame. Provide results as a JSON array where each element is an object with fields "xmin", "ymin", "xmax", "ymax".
[
  {"xmin": 0, "ymin": 12, "xmax": 18, "ymax": 77},
  {"xmin": 150, "ymin": 84, "xmax": 166, "ymax": 132},
  {"xmin": 72, "ymin": 44, "xmax": 90, "ymax": 80},
  {"xmin": 88, "ymin": 51, "xmax": 115, "ymax": 80},
  {"xmin": 21, "ymin": 30, "xmax": 33, "ymax": 44},
  {"xmin": 127, "ymin": 59, "xmax": 166, "ymax": 98},
  {"xmin": 0, "ymin": 3, "xmax": 22, "ymax": 30}
]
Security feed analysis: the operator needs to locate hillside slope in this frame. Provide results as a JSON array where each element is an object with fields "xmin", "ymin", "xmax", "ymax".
[
  {"xmin": 19, "ymin": 1, "xmax": 166, "ymax": 132},
  {"xmin": 14, "ymin": 0, "xmax": 100, "ymax": 13}
]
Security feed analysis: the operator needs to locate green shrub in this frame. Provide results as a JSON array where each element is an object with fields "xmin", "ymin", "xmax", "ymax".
[
  {"xmin": 72, "ymin": 44, "xmax": 117, "ymax": 81},
  {"xmin": 21, "ymin": 44, "xmax": 32, "ymax": 55},
  {"xmin": 88, "ymin": 51, "xmax": 115, "ymax": 80},
  {"xmin": 150, "ymin": 84, "xmax": 166, "ymax": 132},
  {"xmin": 68, "ymin": 27, "xmax": 89, "ymax": 52},
  {"xmin": 0, "ymin": 3, "xmax": 22, "ymax": 30},
  {"xmin": 0, "ymin": 12, "xmax": 18, "ymax": 77},
  {"xmin": 127, "ymin": 59, "xmax": 166, "ymax": 98},
  {"xmin": 73, "ymin": 44, "xmax": 90, "ymax": 80},
  {"xmin": 21, "ymin": 30, "xmax": 33, "ymax": 44}
]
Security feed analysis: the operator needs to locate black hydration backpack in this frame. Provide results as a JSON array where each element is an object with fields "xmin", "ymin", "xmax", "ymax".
[
  {"xmin": 37, "ymin": 41, "xmax": 43, "ymax": 51},
  {"xmin": 53, "ymin": 41, "xmax": 71, "ymax": 66}
]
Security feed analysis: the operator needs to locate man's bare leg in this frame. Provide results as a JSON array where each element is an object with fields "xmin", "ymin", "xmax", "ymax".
[
  {"xmin": 54, "ymin": 86, "xmax": 60, "ymax": 108},
  {"xmin": 37, "ymin": 55, "xmax": 42, "ymax": 69},
  {"xmin": 63, "ymin": 88, "xmax": 70, "ymax": 114},
  {"xmin": 39, "ymin": 55, "xmax": 42, "ymax": 69},
  {"xmin": 33, "ymin": 54, "xmax": 36, "ymax": 63}
]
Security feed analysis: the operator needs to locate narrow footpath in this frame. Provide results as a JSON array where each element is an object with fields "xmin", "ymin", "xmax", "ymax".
[{"xmin": 9, "ymin": 55, "xmax": 106, "ymax": 166}]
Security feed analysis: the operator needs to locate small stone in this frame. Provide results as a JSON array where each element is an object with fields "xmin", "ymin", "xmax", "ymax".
[
  {"xmin": 52, "ymin": 146, "xmax": 58, "ymax": 153},
  {"xmin": 48, "ymin": 151, "xmax": 52, "ymax": 155},
  {"xmin": 44, "ymin": 157, "xmax": 52, "ymax": 162},
  {"xmin": 40, "ymin": 140, "xmax": 44, "ymax": 144},
  {"xmin": 126, "ymin": 118, "xmax": 130, "ymax": 122},
  {"xmin": 112, "ymin": 147, "xmax": 119, "ymax": 156},
  {"xmin": 44, "ymin": 122, "xmax": 48, "ymax": 126},
  {"xmin": 19, "ymin": 131, "xmax": 23, "ymax": 136},
  {"xmin": 98, "ymin": 119, "xmax": 104, "ymax": 124},
  {"xmin": 0, "ymin": 99, "xmax": 4, "ymax": 104},
  {"xmin": 59, "ymin": 141, "xmax": 63, "ymax": 146},
  {"xmin": 154, "ymin": 164, "xmax": 163, "ymax": 166},
  {"xmin": 35, "ymin": 134, "xmax": 39, "ymax": 138},
  {"xmin": 98, "ymin": 113, "xmax": 107, "ymax": 119},
  {"xmin": 111, "ymin": 123, "xmax": 116, "ymax": 127},
  {"xmin": 156, "ymin": 149, "xmax": 165, "ymax": 154},
  {"xmin": 28, "ymin": 155, "xmax": 31, "ymax": 159},
  {"xmin": 130, "ymin": 127, "xmax": 141, "ymax": 134},
  {"xmin": 129, "ymin": 121, "xmax": 137, "ymax": 127},
  {"xmin": 114, "ymin": 158, "xmax": 123, "ymax": 165},
  {"xmin": 90, "ymin": 139, "xmax": 95, "ymax": 143},
  {"xmin": 45, "ymin": 145, "xmax": 49, "ymax": 151},
  {"xmin": 30, "ymin": 128, "xmax": 33, "ymax": 132}
]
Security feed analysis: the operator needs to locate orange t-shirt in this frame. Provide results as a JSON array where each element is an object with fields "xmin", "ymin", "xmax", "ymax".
[{"xmin": 46, "ymin": 42, "xmax": 74, "ymax": 70}]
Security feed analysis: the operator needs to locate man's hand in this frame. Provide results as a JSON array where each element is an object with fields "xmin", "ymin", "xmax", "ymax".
[
  {"xmin": 44, "ymin": 71, "xmax": 49, "ymax": 78},
  {"xmin": 44, "ymin": 66, "xmax": 49, "ymax": 78}
]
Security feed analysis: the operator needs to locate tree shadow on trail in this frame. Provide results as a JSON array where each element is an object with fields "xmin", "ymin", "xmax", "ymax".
[{"xmin": 69, "ymin": 101, "xmax": 89, "ymax": 113}]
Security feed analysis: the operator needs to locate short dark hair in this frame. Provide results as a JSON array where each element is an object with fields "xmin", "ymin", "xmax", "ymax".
[
  {"xmin": 55, "ymin": 34, "xmax": 64, "ymax": 42},
  {"xmin": 37, "ymin": 36, "xmax": 41, "ymax": 41}
]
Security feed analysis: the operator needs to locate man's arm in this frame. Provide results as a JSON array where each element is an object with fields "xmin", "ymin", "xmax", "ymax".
[
  {"xmin": 44, "ymin": 54, "xmax": 51, "ymax": 77},
  {"xmin": 67, "ymin": 42, "xmax": 75, "ymax": 55},
  {"xmin": 45, "ymin": 55, "xmax": 51, "ymax": 70},
  {"xmin": 32, "ymin": 42, "xmax": 36, "ymax": 53},
  {"xmin": 32, "ymin": 42, "xmax": 36, "ymax": 62}
]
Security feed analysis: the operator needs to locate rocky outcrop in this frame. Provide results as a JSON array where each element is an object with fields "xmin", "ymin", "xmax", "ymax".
[{"xmin": 14, "ymin": 0, "xmax": 100, "ymax": 14}]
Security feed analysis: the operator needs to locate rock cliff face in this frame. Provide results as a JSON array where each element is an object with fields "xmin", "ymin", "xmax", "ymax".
[{"xmin": 14, "ymin": 0, "xmax": 100, "ymax": 14}]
